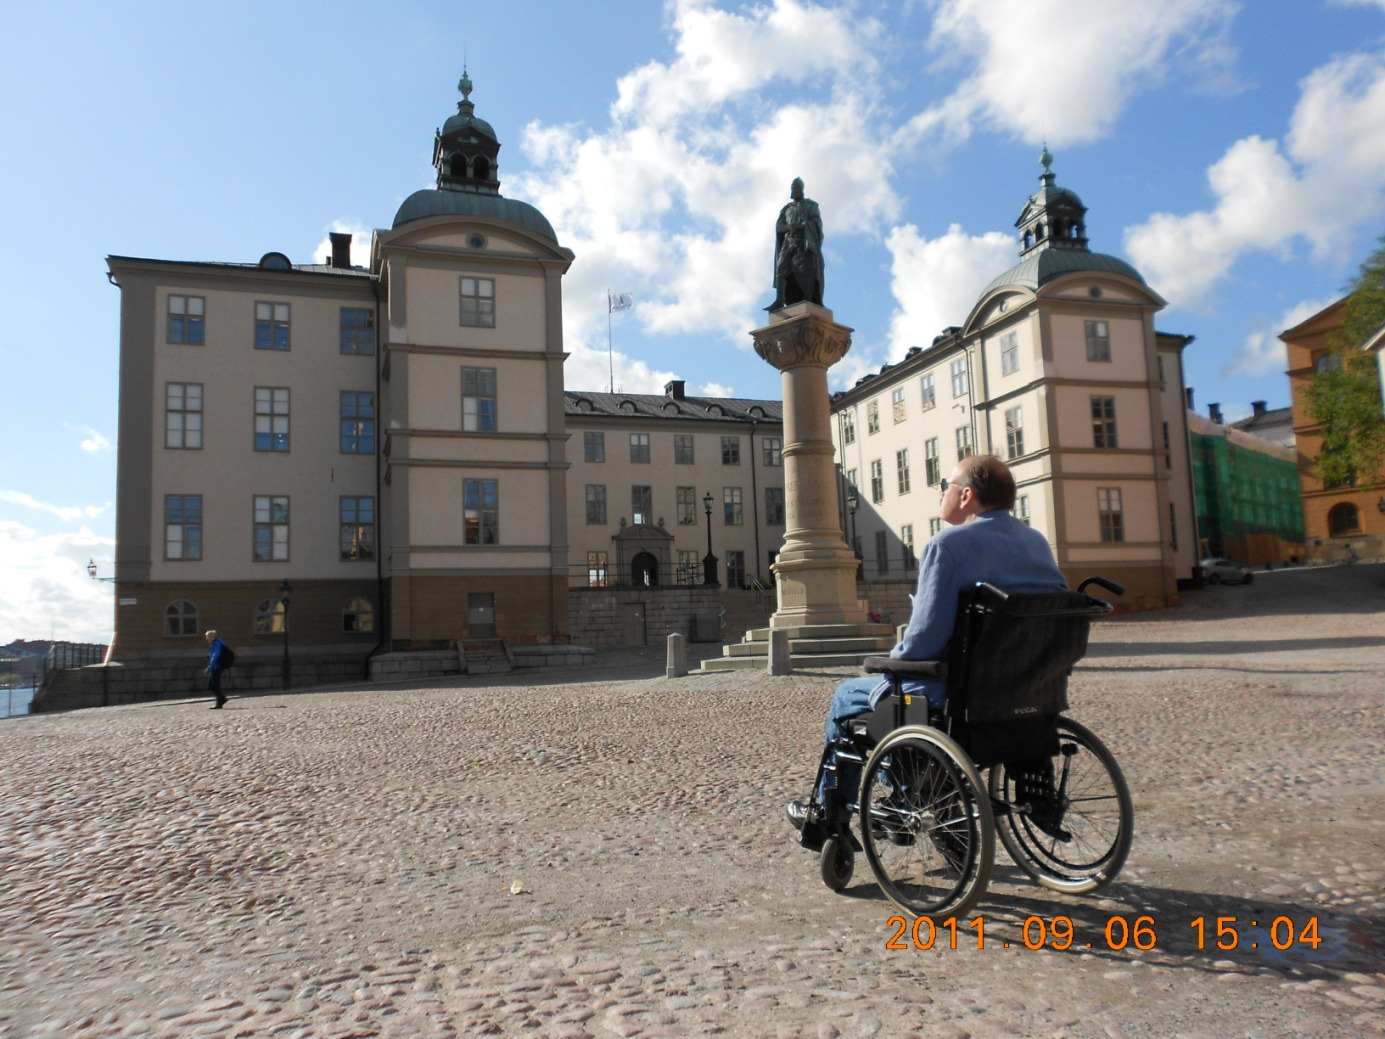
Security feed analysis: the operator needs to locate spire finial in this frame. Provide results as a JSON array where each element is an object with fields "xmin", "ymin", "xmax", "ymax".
[
  {"xmin": 458, "ymin": 66, "xmax": 473, "ymax": 104},
  {"xmin": 1039, "ymin": 143, "xmax": 1053, "ymax": 175}
]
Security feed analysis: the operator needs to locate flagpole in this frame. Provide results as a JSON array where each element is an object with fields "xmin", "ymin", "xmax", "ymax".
[{"xmin": 606, "ymin": 290, "xmax": 614, "ymax": 393}]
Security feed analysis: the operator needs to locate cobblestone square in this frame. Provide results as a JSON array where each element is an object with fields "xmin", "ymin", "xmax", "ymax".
[{"xmin": 2, "ymin": 566, "xmax": 1383, "ymax": 1038}]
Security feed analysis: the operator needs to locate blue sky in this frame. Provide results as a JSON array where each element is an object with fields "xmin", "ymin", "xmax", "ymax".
[{"xmin": 4, "ymin": 0, "xmax": 1385, "ymax": 645}]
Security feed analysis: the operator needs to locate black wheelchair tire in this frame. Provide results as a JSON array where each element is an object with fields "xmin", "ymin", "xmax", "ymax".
[
  {"xmin": 859, "ymin": 726, "xmax": 994, "ymax": 919},
  {"xmin": 989, "ymin": 716, "xmax": 1133, "ymax": 893},
  {"xmin": 819, "ymin": 836, "xmax": 855, "ymax": 891}
]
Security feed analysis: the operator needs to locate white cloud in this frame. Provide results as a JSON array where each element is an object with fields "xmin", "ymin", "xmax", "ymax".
[
  {"xmin": 1225, "ymin": 296, "xmax": 1338, "ymax": 376},
  {"xmin": 694, "ymin": 381, "xmax": 736, "ymax": 397},
  {"xmin": 906, "ymin": 0, "xmax": 1240, "ymax": 148},
  {"xmin": 510, "ymin": 0, "xmax": 899, "ymax": 367},
  {"xmin": 0, "ymin": 491, "xmax": 109, "ymax": 524},
  {"xmin": 0, "ymin": 520, "xmax": 114, "ymax": 646},
  {"xmin": 884, "ymin": 223, "xmax": 1016, "ymax": 354},
  {"xmin": 1126, "ymin": 50, "xmax": 1385, "ymax": 307},
  {"xmin": 78, "ymin": 427, "xmax": 112, "ymax": 454}
]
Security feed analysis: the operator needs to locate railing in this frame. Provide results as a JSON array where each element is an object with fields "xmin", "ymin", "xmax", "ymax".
[{"xmin": 569, "ymin": 562, "xmax": 711, "ymax": 588}]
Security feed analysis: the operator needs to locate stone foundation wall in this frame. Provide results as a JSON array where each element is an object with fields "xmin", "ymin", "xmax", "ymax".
[{"xmin": 568, "ymin": 587, "xmax": 723, "ymax": 649}]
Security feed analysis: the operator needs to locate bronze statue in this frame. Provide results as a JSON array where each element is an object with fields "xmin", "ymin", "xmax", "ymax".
[{"xmin": 771, "ymin": 177, "xmax": 824, "ymax": 310}]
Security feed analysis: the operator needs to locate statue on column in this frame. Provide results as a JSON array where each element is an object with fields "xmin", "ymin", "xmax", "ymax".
[{"xmin": 770, "ymin": 177, "xmax": 824, "ymax": 310}]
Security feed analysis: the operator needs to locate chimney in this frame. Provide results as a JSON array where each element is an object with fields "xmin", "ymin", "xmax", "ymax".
[
  {"xmin": 1185, "ymin": 387, "xmax": 1194, "ymax": 411},
  {"xmin": 329, "ymin": 232, "xmax": 353, "ymax": 269},
  {"xmin": 1251, "ymin": 400, "xmax": 1266, "ymax": 416},
  {"xmin": 664, "ymin": 380, "xmax": 685, "ymax": 401},
  {"xmin": 1208, "ymin": 403, "xmax": 1223, "ymax": 425}
]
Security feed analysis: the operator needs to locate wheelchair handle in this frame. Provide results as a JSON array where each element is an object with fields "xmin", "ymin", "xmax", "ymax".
[
  {"xmin": 1078, "ymin": 576, "xmax": 1125, "ymax": 598},
  {"xmin": 973, "ymin": 582, "xmax": 1009, "ymax": 602}
]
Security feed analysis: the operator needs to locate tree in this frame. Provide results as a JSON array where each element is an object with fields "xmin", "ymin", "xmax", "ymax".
[{"xmin": 1303, "ymin": 235, "xmax": 1385, "ymax": 487}]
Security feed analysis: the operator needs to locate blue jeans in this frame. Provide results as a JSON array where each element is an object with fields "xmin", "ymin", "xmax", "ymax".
[{"xmin": 817, "ymin": 675, "xmax": 947, "ymax": 802}]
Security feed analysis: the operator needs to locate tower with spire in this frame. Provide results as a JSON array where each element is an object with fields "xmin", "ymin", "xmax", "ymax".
[
  {"xmin": 434, "ymin": 69, "xmax": 501, "ymax": 194},
  {"xmin": 1016, "ymin": 147, "xmax": 1089, "ymax": 256}
]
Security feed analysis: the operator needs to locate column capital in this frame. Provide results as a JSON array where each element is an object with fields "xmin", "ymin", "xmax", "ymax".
[{"xmin": 752, "ymin": 307, "xmax": 854, "ymax": 372}]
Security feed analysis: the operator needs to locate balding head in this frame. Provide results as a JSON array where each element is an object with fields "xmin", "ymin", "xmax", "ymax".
[{"xmin": 954, "ymin": 455, "xmax": 1016, "ymax": 511}]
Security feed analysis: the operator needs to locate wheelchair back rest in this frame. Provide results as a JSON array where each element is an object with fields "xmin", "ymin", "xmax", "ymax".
[{"xmin": 948, "ymin": 589, "xmax": 1094, "ymax": 724}]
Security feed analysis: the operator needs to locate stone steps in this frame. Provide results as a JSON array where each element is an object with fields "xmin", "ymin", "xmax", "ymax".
[{"xmin": 700, "ymin": 622, "xmax": 896, "ymax": 673}]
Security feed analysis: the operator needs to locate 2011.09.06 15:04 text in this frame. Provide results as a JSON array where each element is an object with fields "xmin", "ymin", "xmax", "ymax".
[{"xmin": 884, "ymin": 915, "xmax": 1324, "ymax": 952}]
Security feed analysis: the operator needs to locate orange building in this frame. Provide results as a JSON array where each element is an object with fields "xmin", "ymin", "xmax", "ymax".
[{"xmin": 1282, "ymin": 299, "xmax": 1384, "ymax": 562}]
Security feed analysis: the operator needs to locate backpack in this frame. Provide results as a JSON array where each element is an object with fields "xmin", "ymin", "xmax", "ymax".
[{"xmin": 220, "ymin": 644, "xmax": 236, "ymax": 670}]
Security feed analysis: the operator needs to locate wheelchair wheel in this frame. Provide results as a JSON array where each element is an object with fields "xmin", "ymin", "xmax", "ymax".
[
  {"xmin": 820, "ymin": 835, "xmax": 855, "ymax": 891},
  {"xmin": 859, "ymin": 726, "xmax": 994, "ymax": 919},
  {"xmin": 989, "ymin": 716, "xmax": 1133, "ymax": 893}
]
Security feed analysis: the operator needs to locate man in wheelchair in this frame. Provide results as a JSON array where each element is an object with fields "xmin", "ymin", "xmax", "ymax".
[{"xmin": 786, "ymin": 454, "xmax": 1066, "ymax": 845}]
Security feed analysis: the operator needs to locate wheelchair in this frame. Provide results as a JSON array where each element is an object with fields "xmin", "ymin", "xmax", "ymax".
[{"xmin": 802, "ymin": 577, "xmax": 1133, "ymax": 919}]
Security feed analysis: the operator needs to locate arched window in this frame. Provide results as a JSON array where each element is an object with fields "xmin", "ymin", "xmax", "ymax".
[
  {"xmin": 449, "ymin": 154, "xmax": 467, "ymax": 177},
  {"xmin": 1328, "ymin": 503, "xmax": 1361, "ymax": 537},
  {"xmin": 473, "ymin": 156, "xmax": 490, "ymax": 181},
  {"xmin": 254, "ymin": 599, "xmax": 286, "ymax": 635},
  {"xmin": 164, "ymin": 600, "xmax": 199, "ymax": 637},
  {"xmin": 343, "ymin": 597, "xmax": 374, "ymax": 633},
  {"xmin": 1023, "ymin": 231, "xmax": 1033, "ymax": 249}
]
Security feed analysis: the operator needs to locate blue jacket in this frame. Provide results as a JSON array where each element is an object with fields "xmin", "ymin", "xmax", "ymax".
[
  {"xmin": 873, "ymin": 510, "xmax": 1066, "ymax": 709},
  {"xmin": 206, "ymin": 638, "xmax": 227, "ymax": 673}
]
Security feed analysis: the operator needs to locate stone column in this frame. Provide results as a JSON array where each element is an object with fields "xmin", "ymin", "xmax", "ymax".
[{"xmin": 753, "ymin": 302, "xmax": 868, "ymax": 628}]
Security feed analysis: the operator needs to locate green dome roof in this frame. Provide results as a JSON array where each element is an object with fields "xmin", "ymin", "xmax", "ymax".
[
  {"xmin": 391, "ymin": 189, "xmax": 558, "ymax": 241},
  {"xmin": 982, "ymin": 248, "xmax": 1144, "ymax": 296},
  {"xmin": 442, "ymin": 110, "xmax": 497, "ymax": 141}
]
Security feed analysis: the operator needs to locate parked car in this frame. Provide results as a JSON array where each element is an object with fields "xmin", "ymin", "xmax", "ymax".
[{"xmin": 1199, "ymin": 557, "xmax": 1254, "ymax": 585}]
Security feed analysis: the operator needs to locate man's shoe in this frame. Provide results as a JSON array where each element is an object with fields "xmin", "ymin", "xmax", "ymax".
[{"xmin": 785, "ymin": 800, "xmax": 812, "ymax": 830}]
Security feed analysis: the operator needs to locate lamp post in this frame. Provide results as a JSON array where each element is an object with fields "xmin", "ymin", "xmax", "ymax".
[
  {"xmin": 846, "ymin": 489, "xmax": 862, "ymax": 580},
  {"xmin": 701, "ymin": 492, "xmax": 719, "ymax": 586},
  {"xmin": 278, "ymin": 578, "xmax": 292, "ymax": 690},
  {"xmin": 86, "ymin": 559, "xmax": 116, "ymax": 583}
]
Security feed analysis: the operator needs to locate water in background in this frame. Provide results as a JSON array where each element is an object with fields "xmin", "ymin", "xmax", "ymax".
[{"xmin": 1, "ymin": 682, "xmax": 36, "ymax": 719}]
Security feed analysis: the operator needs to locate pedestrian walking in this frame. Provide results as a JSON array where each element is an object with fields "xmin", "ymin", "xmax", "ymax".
[{"xmin": 204, "ymin": 630, "xmax": 228, "ymax": 709}]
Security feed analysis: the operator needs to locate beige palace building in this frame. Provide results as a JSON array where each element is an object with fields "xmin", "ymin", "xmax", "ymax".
[{"xmin": 831, "ymin": 154, "xmax": 1198, "ymax": 608}]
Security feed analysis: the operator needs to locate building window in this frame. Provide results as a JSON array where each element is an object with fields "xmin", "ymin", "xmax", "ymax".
[
  {"xmin": 632, "ymin": 485, "xmax": 652, "ymax": 525},
  {"xmin": 1091, "ymin": 396, "xmax": 1118, "ymax": 448},
  {"xmin": 763, "ymin": 437, "xmax": 782, "ymax": 467},
  {"xmin": 892, "ymin": 387, "xmax": 907, "ymax": 424},
  {"xmin": 1004, "ymin": 406, "xmax": 1024, "ymax": 459},
  {"xmin": 254, "ymin": 599, "xmax": 286, "ymax": 635},
  {"xmin": 253, "ymin": 495, "xmax": 289, "ymax": 561},
  {"xmin": 1086, "ymin": 320, "xmax": 1110, "ymax": 362},
  {"xmin": 1000, "ymin": 332, "xmax": 1019, "ymax": 375},
  {"xmin": 674, "ymin": 434, "xmax": 695, "ymax": 464},
  {"xmin": 165, "ymin": 383, "xmax": 202, "ymax": 450},
  {"xmin": 340, "ymin": 307, "xmax": 375, "ymax": 355},
  {"xmin": 587, "ymin": 551, "xmax": 609, "ymax": 587},
  {"xmin": 676, "ymin": 486, "xmax": 697, "ymax": 525},
  {"xmin": 164, "ymin": 600, "xmax": 199, "ymax": 637},
  {"xmin": 870, "ymin": 459, "xmax": 884, "ymax": 504},
  {"xmin": 1017, "ymin": 495, "xmax": 1031, "ymax": 526},
  {"xmin": 1328, "ymin": 502, "xmax": 1361, "ymax": 536},
  {"xmin": 901, "ymin": 524, "xmax": 916, "ymax": 570},
  {"xmin": 920, "ymin": 374, "xmax": 935, "ymax": 410},
  {"xmin": 766, "ymin": 486, "xmax": 785, "ymax": 525},
  {"xmin": 951, "ymin": 357, "xmax": 968, "ymax": 398},
  {"xmin": 254, "ymin": 387, "xmax": 290, "ymax": 452},
  {"xmin": 167, "ymin": 295, "xmax": 204, "ymax": 345},
  {"xmin": 845, "ymin": 468, "xmax": 858, "ymax": 493},
  {"xmin": 460, "ymin": 276, "xmax": 495, "ymax": 327},
  {"xmin": 464, "ymin": 479, "xmax": 499, "ymax": 544},
  {"xmin": 723, "ymin": 486, "xmax": 743, "ymax": 525},
  {"xmin": 924, "ymin": 438, "xmax": 940, "ymax": 486},
  {"xmin": 462, "ymin": 368, "xmax": 497, "ymax": 432},
  {"xmin": 721, "ymin": 436, "xmax": 741, "ymax": 465},
  {"xmin": 842, "ymin": 409, "xmax": 856, "ymax": 444},
  {"xmin": 340, "ymin": 496, "xmax": 375, "ymax": 561},
  {"xmin": 1157, "ymin": 355, "xmax": 1166, "ymax": 388},
  {"xmin": 340, "ymin": 392, "xmax": 375, "ymax": 454},
  {"xmin": 165, "ymin": 495, "xmax": 202, "ymax": 560},
  {"xmin": 630, "ymin": 433, "xmax": 651, "ymax": 463},
  {"xmin": 896, "ymin": 449, "xmax": 911, "ymax": 494},
  {"xmin": 1313, "ymin": 351, "xmax": 1341, "ymax": 373},
  {"xmin": 1097, "ymin": 487, "xmax": 1124, "ymax": 542},
  {"xmin": 726, "ymin": 550, "xmax": 746, "ymax": 588},
  {"xmin": 1162, "ymin": 421, "xmax": 1172, "ymax": 468},
  {"xmin": 929, "ymin": 516, "xmax": 942, "ymax": 537},
  {"xmin": 584, "ymin": 432, "xmax": 605, "ymax": 463},
  {"xmin": 676, "ymin": 549, "xmax": 700, "ymax": 585},
  {"xmin": 586, "ymin": 484, "xmax": 607, "ymax": 524},
  {"xmin": 1169, "ymin": 502, "xmax": 1178, "ymax": 550},
  {"xmin": 955, "ymin": 425, "xmax": 972, "ymax": 461},
  {"xmin": 343, "ymin": 597, "xmax": 375, "ymax": 632},
  {"xmin": 875, "ymin": 530, "xmax": 889, "ymax": 575},
  {"xmin": 866, "ymin": 401, "xmax": 880, "ymax": 435},
  {"xmin": 254, "ymin": 302, "xmax": 290, "ymax": 350}
]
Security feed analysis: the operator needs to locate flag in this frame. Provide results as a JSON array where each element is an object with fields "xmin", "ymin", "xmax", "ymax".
[{"xmin": 608, "ymin": 292, "xmax": 633, "ymax": 312}]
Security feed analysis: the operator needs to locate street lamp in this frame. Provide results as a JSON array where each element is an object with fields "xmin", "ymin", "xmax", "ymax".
[
  {"xmin": 846, "ymin": 489, "xmax": 862, "ymax": 579},
  {"xmin": 278, "ymin": 578, "xmax": 292, "ymax": 690},
  {"xmin": 701, "ymin": 492, "xmax": 719, "ymax": 586},
  {"xmin": 86, "ymin": 559, "xmax": 116, "ymax": 583}
]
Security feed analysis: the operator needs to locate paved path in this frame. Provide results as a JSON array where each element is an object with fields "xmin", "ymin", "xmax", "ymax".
[{"xmin": 1, "ymin": 565, "xmax": 1383, "ymax": 1038}]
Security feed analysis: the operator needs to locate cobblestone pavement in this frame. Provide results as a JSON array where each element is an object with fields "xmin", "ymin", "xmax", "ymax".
[{"xmin": 2, "ymin": 565, "xmax": 1383, "ymax": 1039}]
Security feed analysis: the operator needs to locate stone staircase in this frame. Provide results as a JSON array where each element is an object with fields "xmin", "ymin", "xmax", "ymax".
[
  {"xmin": 460, "ymin": 638, "xmax": 513, "ymax": 675},
  {"xmin": 701, "ymin": 622, "xmax": 896, "ymax": 671}
]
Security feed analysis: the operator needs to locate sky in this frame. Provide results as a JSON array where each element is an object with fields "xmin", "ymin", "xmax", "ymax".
[{"xmin": 4, "ymin": 0, "xmax": 1385, "ymax": 646}]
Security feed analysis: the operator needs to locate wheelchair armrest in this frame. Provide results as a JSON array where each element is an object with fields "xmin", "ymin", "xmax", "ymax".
[{"xmin": 862, "ymin": 656, "xmax": 946, "ymax": 679}]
